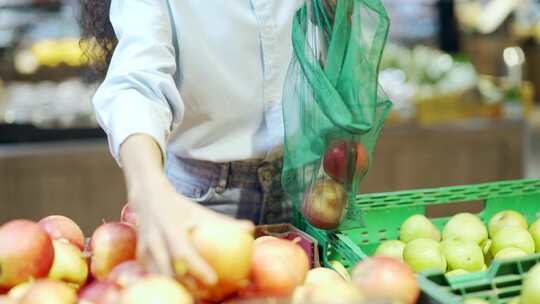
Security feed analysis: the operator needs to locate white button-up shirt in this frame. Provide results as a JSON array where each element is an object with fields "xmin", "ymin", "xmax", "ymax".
[{"xmin": 93, "ymin": 0, "xmax": 305, "ymax": 165}]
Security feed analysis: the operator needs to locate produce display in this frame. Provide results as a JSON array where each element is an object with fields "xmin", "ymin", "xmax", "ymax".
[
  {"xmin": 0, "ymin": 203, "xmax": 421, "ymax": 303},
  {"xmin": 372, "ymin": 210, "xmax": 540, "ymax": 279}
]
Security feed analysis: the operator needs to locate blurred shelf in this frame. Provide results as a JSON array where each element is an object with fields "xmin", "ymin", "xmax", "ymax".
[
  {"xmin": 0, "ymin": 0, "xmax": 62, "ymax": 10},
  {"xmin": 0, "ymin": 123, "xmax": 104, "ymax": 144},
  {"xmin": 0, "ymin": 63, "xmax": 89, "ymax": 82}
]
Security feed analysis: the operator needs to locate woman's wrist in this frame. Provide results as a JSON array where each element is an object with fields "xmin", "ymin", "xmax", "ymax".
[
  {"xmin": 127, "ymin": 172, "xmax": 171, "ymax": 203},
  {"xmin": 119, "ymin": 133, "xmax": 172, "ymax": 205}
]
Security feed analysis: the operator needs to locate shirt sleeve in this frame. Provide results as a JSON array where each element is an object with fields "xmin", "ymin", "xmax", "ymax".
[{"xmin": 92, "ymin": 0, "xmax": 184, "ymax": 166}]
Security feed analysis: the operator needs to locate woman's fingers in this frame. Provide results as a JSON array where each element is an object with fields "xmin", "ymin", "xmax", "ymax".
[
  {"xmin": 147, "ymin": 227, "xmax": 174, "ymax": 276},
  {"xmin": 168, "ymin": 231, "xmax": 218, "ymax": 286},
  {"xmin": 136, "ymin": 224, "xmax": 173, "ymax": 276}
]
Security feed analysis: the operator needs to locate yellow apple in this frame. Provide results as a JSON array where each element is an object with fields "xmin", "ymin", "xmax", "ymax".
[
  {"xmin": 7, "ymin": 281, "xmax": 33, "ymax": 300},
  {"xmin": 19, "ymin": 280, "xmax": 77, "ymax": 304},
  {"xmin": 120, "ymin": 276, "xmax": 193, "ymax": 304},
  {"xmin": 304, "ymin": 268, "xmax": 344, "ymax": 286},
  {"xmin": 48, "ymin": 240, "xmax": 88, "ymax": 287},
  {"xmin": 292, "ymin": 281, "xmax": 364, "ymax": 304}
]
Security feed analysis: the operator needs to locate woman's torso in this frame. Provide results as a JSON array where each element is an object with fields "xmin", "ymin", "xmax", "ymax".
[{"xmin": 166, "ymin": 0, "xmax": 304, "ymax": 162}]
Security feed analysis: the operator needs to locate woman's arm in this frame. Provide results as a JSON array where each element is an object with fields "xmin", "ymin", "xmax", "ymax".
[
  {"xmin": 120, "ymin": 134, "xmax": 253, "ymax": 285},
  {"xmin": 120, "ymin": 134, "xmax": 167, "ymax": 202},
  {"xmin": 119, "ymin": 134, "xmax": 219, "ymax": 283}
]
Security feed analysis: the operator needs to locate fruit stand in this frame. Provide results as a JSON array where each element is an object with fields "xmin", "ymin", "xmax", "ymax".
[{"xmin": 4, "ymin": 177, "xmax": 540, "ymax": 303}]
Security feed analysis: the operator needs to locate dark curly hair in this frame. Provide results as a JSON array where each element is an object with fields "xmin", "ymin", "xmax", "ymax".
[{"xmin": 79, "ymin": 0, "xmax": 117, "ymax": 79}]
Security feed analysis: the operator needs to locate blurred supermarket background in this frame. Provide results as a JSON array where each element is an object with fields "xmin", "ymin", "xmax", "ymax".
[{"xmin": 0, "ymin": 0, "xmax": 539, "ymax": 232}]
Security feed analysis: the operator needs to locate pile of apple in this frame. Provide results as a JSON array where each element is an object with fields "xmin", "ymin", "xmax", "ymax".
[
  {"xmin": 373, "ymin": 210, "xmax": 540, "ymax": 276},
  {"xmin": 0, "ymin": 203, "xmax": 421, "ymax": 303},
  {"xmin": 303, "ymin": 140, "xmax": 369, "ymax": 230}
]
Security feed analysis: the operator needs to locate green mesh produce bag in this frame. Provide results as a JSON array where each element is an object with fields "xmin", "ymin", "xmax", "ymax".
[{"xmin": 282, "ymin": 0, "xmax": 392, "ymax": 231}]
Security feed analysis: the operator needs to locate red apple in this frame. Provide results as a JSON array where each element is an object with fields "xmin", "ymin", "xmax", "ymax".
[
  {"xmin": 78, "ymin": 281, "xmax": 122, "ymax": 304},
  {"xmin": 120, "ymin": 204, "xmax": 139, "ymax": 227},
  {"xmin": 19, "ymin": 279, "xmax": 77, "ymax": 304},
  {"xmin": 250, "ymin": 238, "xmax": 309, "ymax": 297},
  {"xmin": 0, "ymin": 220, "xmax": 54, "ymax": 289},
  {"xmin": 302, "ymin": 179, "xmax": 347, "ymax": 230},
  {"xmin": 108, "ymin": 260, "xmax": 147, "ymax": 287},
  {"xmin": 39, "ymin": 215, "xmax": 85, "ymax": 250},
  {"xmin": 323, "ymin": 140, "xmax": 369, "ymax": 183},
  {"xmin": 90, "ymin": 222, "xmax": 137, "ymax": 280},
  {"xmin": 352, "ymin": 256, "xmax": 419, "ymax": 304}
]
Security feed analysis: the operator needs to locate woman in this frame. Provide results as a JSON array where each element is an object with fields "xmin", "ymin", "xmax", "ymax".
[{"xmin": 80, "ymin": 0, "xmax": 306, "ymax": 286}]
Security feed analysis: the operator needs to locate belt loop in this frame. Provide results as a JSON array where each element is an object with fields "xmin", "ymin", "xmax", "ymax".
[{"xmin": 215, "ymin": 163, "xmax": 230, "ymax": 194}]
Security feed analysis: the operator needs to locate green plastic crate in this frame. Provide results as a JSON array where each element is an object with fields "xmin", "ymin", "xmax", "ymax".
[
  {"xmin": 337, "ymin": 179, "xmax": 540, "ymax": 258},
  {"xmin": 417, "ymin": 254, "xmax": 540, "ymax": 304},
  {"xmin": 293, "ymin": 179, "xmax": 540, "ymax": 303},
  {"xmin": 294, "ymin": 179, "xmax": 540, "ymax": 265},
  {"xmin": 318, "ymin": 179, "xmax": 540, "ymax": 303}
]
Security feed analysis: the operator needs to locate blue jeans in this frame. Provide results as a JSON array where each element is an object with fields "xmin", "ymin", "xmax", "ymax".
[{"xmin": 164, "ymin": 153, "xmax": 290, "ymax": 225}]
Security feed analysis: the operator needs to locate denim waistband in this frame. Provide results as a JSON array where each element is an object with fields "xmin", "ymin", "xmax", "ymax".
[{"xmin": 166, "ymin": 154, "xmax": 271, "ymax": 191}]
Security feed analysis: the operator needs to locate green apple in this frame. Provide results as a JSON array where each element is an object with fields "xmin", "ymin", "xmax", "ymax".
[
  {"xmin": 445, "ymin": 269, "xmax": 469, "ymax": 277},
  {"xmin": 481, "ymin": 264, "xmax": 487, "ymax": 271},
  {"xmin": 441, "ymin": 240, "xmax": 484, "ymax": 272},
  {"xmin": 463, "ymin": 298, "xmax": 490, "ymax": 304},
  {"xmin": 521, "ymin": 263, "xmax": 540, "ymax": 304},
  {"xmin": 493, "ymin": 247, "xmax": 528, "ymax": 261},
  {"xmin": 442, "ymin": 213, "xmax": 488, "ymax": 245},
  {"xmin": 529, "ymin": 218, "xmax": 540, "ymax": 253},
  {"xmin": 374, "ymin": 240, "xmax": 405, "ymax": 261},
  {"xmin": 507, "ymin": 297, "xmax": 521, "ymax": 304},
  {"xmin": 491, "ymin": 226, "xmax": 535, "ymax": 256},
  {"xmin": 399, "ymin": 214, "xmax": 441, "ymax": 243},
  {"xmin": 403, "ymin": 238, "xmax": 446, "ymax": 273},
  {"xmin": 488, "ymin": 210, "xmax": 528, "ymax": 237}
]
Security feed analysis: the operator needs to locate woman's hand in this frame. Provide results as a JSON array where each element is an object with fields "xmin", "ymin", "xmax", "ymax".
[
  {"xmin": 119, "ymin": 134, "xmax": 254, "ymax": 286},
  {"xmin": 132, "ymin": 180, "xmax": 253, "ymax": 285}
]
